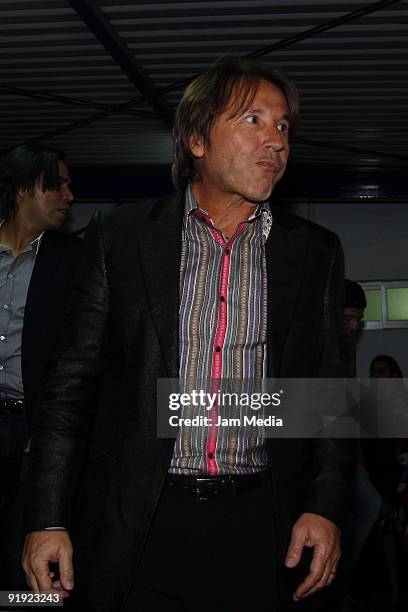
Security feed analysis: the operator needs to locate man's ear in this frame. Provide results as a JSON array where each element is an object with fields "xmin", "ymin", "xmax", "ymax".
[
  {"xmin": 16, "ymin": 186, "xmax": 35, "ymax": 203},
  {"xmin": 188, "ymin": 134, "xmax": 205, "ymax": 159}
]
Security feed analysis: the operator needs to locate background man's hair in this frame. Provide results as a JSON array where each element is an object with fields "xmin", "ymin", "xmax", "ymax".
[
  {"xmin": 172, "ymin": 58, "xmax": 299, "ymax": 190},
  {"xmin": 0, "ymin": 144, "xmax": 65, "ymax": 222},
  {"xmin": 370, "ymin": 354, "xmax": 403, "ymax": 378},
  {"xmin": 344, "ymin": 279, "xmax": 367, "ymax": 309}
]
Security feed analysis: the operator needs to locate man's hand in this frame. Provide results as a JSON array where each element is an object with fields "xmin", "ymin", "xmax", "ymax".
[
  {"xmin": 22, "ymin": 531, "xmax": 74, "ymax": 597},
  {"xmin": 284, "ymin": 512, "xmax": 340, "ymax": 602}
]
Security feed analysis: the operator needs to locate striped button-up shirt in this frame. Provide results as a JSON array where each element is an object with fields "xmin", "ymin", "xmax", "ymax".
[{"xmin": 169, "ymin": 185, "xmax": 272, "ymax": 476}]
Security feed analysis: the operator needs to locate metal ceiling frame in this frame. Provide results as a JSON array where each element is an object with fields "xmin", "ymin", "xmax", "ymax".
[
  {"xmin": 67, "ymin": 0, "xmax": 174, "ymax": 126},
  {"xmin": 0, "ymin": 85, "xmax": 159, "ymax": 119},
  {"xmin": 247, "ymin": 0, "xmax": 404, "ymax": 59},
  {"xmin": 4, "ymin": 0, "xmax": 406, "ymax": 163}
]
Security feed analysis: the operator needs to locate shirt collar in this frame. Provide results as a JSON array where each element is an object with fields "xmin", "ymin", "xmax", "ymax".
[
  {"xmin": 184, "ymin": 183, "xmax": 273, "ymax": 241},
  {"xmin": 0, "ymin": 219, "xmax": 44, "ymax": 256},
  {"xmin": 184, "ymin": 183, "xmax": 200, "ymax": 219}
]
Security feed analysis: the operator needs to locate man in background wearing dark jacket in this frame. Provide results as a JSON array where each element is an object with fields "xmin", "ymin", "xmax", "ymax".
[{"xmin": 0, "ymin": 144, "xmax": 81, "ymax": 588}]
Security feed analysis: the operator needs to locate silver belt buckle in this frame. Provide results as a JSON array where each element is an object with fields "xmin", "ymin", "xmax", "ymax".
[{"xmin": 195, "ymin": 477, "xmax": 236, "ymax": 501}]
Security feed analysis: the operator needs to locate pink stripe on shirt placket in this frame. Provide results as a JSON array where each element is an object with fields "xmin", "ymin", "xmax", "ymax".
[{"xmin": 206, "ymin": 224, "xmax": 244, "ymax": 475}]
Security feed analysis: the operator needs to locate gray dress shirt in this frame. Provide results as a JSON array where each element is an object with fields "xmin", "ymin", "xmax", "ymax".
[{"xmin": 0, "ymin": 233, "xmax": 42, "ymax": 399}]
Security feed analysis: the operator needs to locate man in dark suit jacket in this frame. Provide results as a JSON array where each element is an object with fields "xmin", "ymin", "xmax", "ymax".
[
  {"xmin": 23, "ymin": 61, "xmax": 354, "ymax": 611},
  {"xmin": 0, "ymin": 144, "xmax": 81, "ymax": 588}
]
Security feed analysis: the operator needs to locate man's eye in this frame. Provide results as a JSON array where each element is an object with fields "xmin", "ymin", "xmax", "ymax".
[
  {"xmin": 245, "ymin": 115, "xmax": 258, "ymax": 124},
  {"xmin": 277, "ymin": 123, "xmax": 289, "ymax": 133}
]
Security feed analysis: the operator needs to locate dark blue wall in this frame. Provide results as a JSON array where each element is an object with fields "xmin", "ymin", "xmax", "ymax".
[{"xmin": 71, "ymin": 163, "xmax": 408, "ymax": 202}]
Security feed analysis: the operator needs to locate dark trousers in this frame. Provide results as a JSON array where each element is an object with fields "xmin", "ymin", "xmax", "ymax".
[
  {"xmin": 125, "ymin": 473, "xmax": 278, "ymax": 612},
  {"xmin": 0, "ymin": 413, "xmax": 29, "ymax": 591}
]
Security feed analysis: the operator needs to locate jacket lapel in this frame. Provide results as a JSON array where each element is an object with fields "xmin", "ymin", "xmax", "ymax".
[
  {"xmin": 25, "ymin": 231, "xmax": 64, "ymax": 320},
  {"xmin": 266, "ymin": 211, "xmax": 310, "ymax": 376},
  {"xmin": 137, "ymin": 192, "xmax": 184, "ymax": 379}
]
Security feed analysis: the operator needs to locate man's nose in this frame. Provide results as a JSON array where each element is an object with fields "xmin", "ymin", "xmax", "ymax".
[
  {"xmin": 63, "ymin": 186, "xmax": 74, "ymax": 204},
  {"xmin": 349, "ymin": 318, "xmax": 360, "ymax": 332},
  {"xmin": 265, "ymin": 125, "xmax": 286, "ymax": 152}
]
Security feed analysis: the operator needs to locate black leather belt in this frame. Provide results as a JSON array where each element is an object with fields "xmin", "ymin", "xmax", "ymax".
[
  {"xmin": 167, "ymin": 472, "xmax": 268, "ymax": 501},
  {"xmin": 0, "ymin": 398, "xmax": 25, "ymax": 416}
]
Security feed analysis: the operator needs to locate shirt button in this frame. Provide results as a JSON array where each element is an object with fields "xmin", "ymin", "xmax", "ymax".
[
  {"xmin": 215, "ymin": 347, "xmax": 221, "ymax": 353},
  {"xmin": 208, "ymin": 453, "xmax": 214, "ymax": 459},
  {"xmin": 0, "ymin": 365, "xmax": 4, "ymax": 370},
  {"xmin": 220, "ymin": 296, "xmax": 225, "ymax": 302},
  {"xmin": 2, "ymin": 304, "xmax": 8, "ymax": 310},
  {"xmin": 0, "ymin": 336, "xmax": 5, "ymax": 341},
  {"xmin": 225, "ymin": 249, "xmax": 230, "ymax": 255}
]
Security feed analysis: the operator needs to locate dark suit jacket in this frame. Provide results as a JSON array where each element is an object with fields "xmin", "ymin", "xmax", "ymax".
[
  {"xmin": 27, "ymin": 193, "xmax": 354, "ymax": 611},
  {"xmin": 4, "ymin": 230, "xmax": 81, "ymax": 590},
  {"xmin": 22, "ymin": 230, "xmax": 82, "ymax": 432}
]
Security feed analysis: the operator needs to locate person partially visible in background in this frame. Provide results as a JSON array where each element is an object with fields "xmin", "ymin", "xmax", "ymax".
[
  {"xmin": 343, "ymin": 279, "xmax": 366, "ymax": 377},
  {"xmin": 340, "ymin": 281, "xmax": 382, "ymax": 612},
  {"xmin": 0, "ymin": 144, "xmax": 82, "ymax": 588},
  {"xmin": 363, "ymin": 355, "xmax": 408, "ymax": 610}
]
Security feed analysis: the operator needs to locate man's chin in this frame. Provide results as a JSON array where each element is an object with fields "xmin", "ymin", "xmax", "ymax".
[
  {"xmin": 346, "ymin": 332, "xmax": 361, "ymax": 346},
  {"xmin": 43, "ymin": 221, "xmax": 64, "ymax": 233},
  {"xmin": 246, "ymin": 178, "xmax": 282, "ymax": 203},
  {"xmin": 244, "ymin": 187, "xmax": 275, "ymax": 204},
  {"xmin": 50, "ymin": 212, "xmax": 70, "ymax": 229}
]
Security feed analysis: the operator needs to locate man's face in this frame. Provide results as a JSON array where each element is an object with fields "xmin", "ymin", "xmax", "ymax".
[
  {"xmin": 18, "ymin": 160, "xmax": 73, "ymax": 230},
  {"xmin": 190, "ymin": 79, "xmax": 290, "ymax": 204},
  {"xmin": 343, "ymin": 307, "xmax": 364, "ymax": 343}
]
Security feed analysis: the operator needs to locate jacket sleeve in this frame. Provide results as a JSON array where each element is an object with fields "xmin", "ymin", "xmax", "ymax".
[
  {"xmin": 25, "ymin": 214, "xmax": 109, "ymax": 532},
  {"xmin": 304, "ymin": 234, "xmax": 357, "ymax": 527}
]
